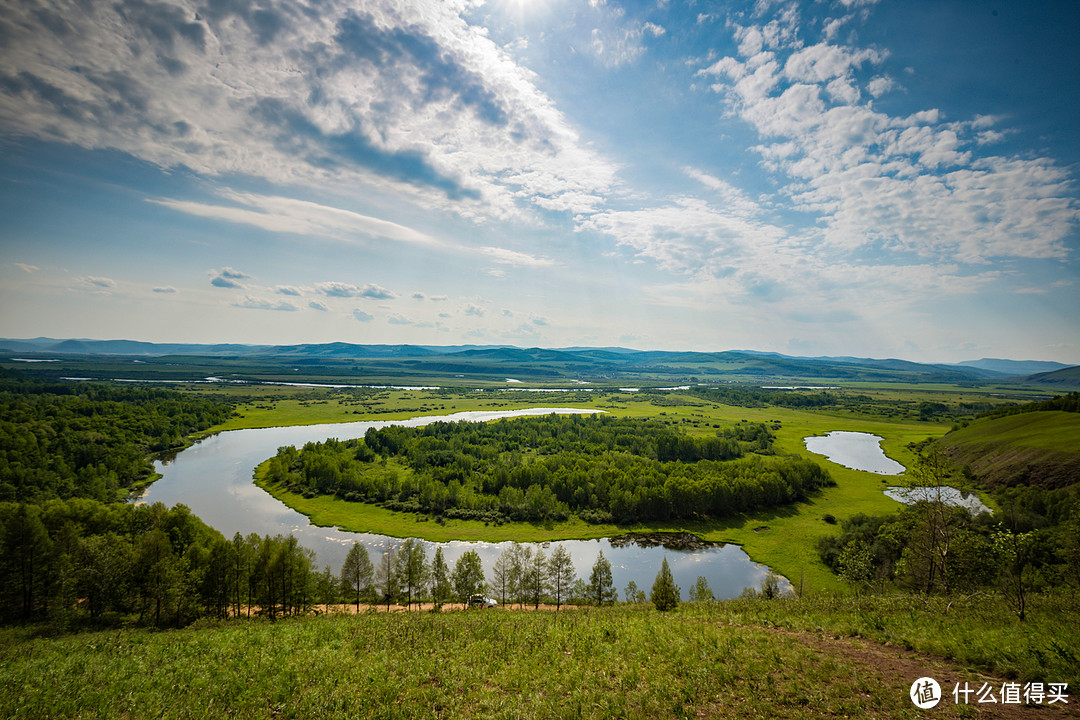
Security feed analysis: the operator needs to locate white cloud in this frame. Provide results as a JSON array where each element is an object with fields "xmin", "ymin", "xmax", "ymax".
[
  {"xmin": 315, "ymin": 281, "xmax": 396, "ymax": 299},
  {"xmin": 13, "ymin": 263, "xmax": 39, "ymax": 273},
  {"xmin": 387, "ymin": 314, "xmax": 413, "ymax": 325},
  {"xmin": 82, "ymin": 276, "xmax": 117, "ymax": 289},
  {"xmin": 233, "ymin": 296, "xmax": 298, "ymax": 311},
  {"xmin": 476, "ymin": 246, "xmax": 555, "ymax": 267},
  {"xmin": 209, "ymin": 267, "xmax": 250, "ymax": 289},
  {"xmin": 152, "ymin": 191, "xmax": 436, "ymax": 246},
  {"xmin": 309, "ymin": 301, "xmax": 329, "ymax": 311},
  {"xmin": 275, "ymin": 285, "xmax": 303, "ymax": 296},
  {"xmin": 698, "ymin": 21, "xmax": 1079, "ymax": 264},
  {"xmin": 152, "ymin": 286, "xmax": 178, "ymax": 294},
  {"xmin": 352, "ymin": 309, "xmax": 374, "ymax": 322},
  {"xmin": 0, "ymin": 0, "xmax": 618, "ymax": 225}
]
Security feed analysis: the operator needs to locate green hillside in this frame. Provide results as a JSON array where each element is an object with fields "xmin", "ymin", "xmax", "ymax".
[
  {"xmin": 3, "ymin": 596, "xmax": 1078, "ymax": 720},
  {"xmin": 936, "ymin": 411, "xmax": 1080, "ymax": 488}
]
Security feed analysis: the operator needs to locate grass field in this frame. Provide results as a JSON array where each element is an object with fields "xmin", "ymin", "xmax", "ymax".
[
  {"xmin": 3, "ymin": 594, "xmax": 1077, "ymax": 720},
  {"xmin": 935, "ymin": 411, "xmax": 1080, "ymax": 488}
]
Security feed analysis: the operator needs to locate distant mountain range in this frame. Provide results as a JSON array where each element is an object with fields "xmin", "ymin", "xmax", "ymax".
[{"xmin": 1, "ymin": 337, "xmax": 1076, "ymax": 385}]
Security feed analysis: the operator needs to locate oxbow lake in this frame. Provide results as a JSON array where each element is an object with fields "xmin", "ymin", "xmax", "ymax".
[
  {"xmin": 140, "ymin": 408, "xmax": 788, "ymax": 600},
  {"xmin": 804, "ymin": 431, "xmax": 992, "ymax": 515},
  {"xmin": 804, "ymin": 431, "xmax": 906, "ymax": 475}
]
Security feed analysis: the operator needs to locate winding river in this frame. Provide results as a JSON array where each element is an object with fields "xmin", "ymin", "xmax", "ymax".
[{"xmin": 140, "ymin": 408, "xmax": 787, "ymax": 600}]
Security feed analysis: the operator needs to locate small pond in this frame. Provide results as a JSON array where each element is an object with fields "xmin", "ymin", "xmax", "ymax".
[
  {"xmin": 804, "ymin": 431, "xmax": 906, "ymax": 475},
  {"xmin": 884, "ymin": 486, "xmax": 992, "ymax": 514},
  {"xmin": 139, "ymin": 408, "xmax": 789, "ymax": 600}
]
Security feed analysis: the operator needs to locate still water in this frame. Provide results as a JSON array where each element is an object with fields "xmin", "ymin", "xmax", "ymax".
[
  {"xmin": 804, "ymin": 431, "xmax": 906, "ymax": 475},
  {"xmin": 140, "ymin": 409, "xmax": 787, "ymax": 600}
]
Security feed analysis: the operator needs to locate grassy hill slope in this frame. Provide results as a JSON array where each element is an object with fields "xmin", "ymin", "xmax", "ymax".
[
  {"xmin": 936, "ymin": 411, "xmax": 1080, "ymax": 489},
  {"xmin": 3, "ymin": 596, "xmax": 1077, "ymax": 720}
]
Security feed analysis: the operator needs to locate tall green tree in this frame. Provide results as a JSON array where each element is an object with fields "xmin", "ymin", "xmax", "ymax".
[
  {"xmin": 505, "ymin": 543, "xmax": 532, "ymax": 608},
  {"xmin": 546, "ymin": 544, "xmax": 576, "ymax": 610},
  {"xmin": 524, "ymin": 547, "xmax": 547, "ymax": 608},
  {"xmin": 430, "ymin": 547, "xmax": 451, "ymax": 608},
  {"xmin": 491, "ymin": 549, "xmax": 511, "ymax": 606},
  {"xmin": 688, "ymin": 575, "xmax": 713, "ymax": 604},
  {"xmin": 340, "ymin": 542, "xmax": 374, "ymax": 613},
  {"xmin": 394, "ymin": 539, "xmax": 429, "ymax": 610},
  {"xmin": 651, "ymin": 557, "xmax": 679, "ymax": 611},
  {"xmin": 451, "ymin": 550, "xmax": 486, "ymax": 602},
  {"xmin": 376, "ymin": 548, "xmax": 398, "ymax": 611},
  {"xmin": 587, "ymin": 551, "xmax": 617, "ymax": 606}
]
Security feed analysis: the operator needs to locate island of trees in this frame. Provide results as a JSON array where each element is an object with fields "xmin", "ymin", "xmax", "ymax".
[{"xmin": 261, "ymin": 414, "xmax": 833, "ymax": 524}]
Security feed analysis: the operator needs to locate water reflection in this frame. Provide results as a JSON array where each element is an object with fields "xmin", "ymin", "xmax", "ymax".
[
  {"xmin": 884, "ymin": 486, "xmax": 991, "ymax": 514},
  {"xmin": 804, "ymin": 431, "xmax": 905, "ymax": 475},
  {"xmin": 141, "ymin": 409, "xmax": 789, "ymax": 599}
]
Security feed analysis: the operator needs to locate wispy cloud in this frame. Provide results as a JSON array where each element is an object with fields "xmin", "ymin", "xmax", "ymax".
[
  {"xmin": 476, "ymin": 247, "xmax": 555, "ymax": 267},
  {"xmin": 81, "ymin": 276, "xmax": 117, "ymax": 291},
  {"xmin": 233, "ymin": 296, "xmax": 298, "ymax": 311},
  {"xmin": 232, "ymin": 295, "xmax": 298, "ymax": 313},
  {"xmin": 152, "ymin": 191, "xmax": 437, "ymax": 246}
]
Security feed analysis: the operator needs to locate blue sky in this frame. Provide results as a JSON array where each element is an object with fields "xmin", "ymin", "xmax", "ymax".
[{"xmin": 1, "ymin": 0, "xmax": 1078, "ymax": 363}]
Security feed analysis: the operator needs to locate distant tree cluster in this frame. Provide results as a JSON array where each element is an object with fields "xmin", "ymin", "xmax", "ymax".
[
  {"xmin": 818, "ymin": 453, "xmax": 1080, "ymax": 616},
  {"xmin": 0, "ymin": 376, "xmax": 233, "ymax": 502},
  {"xmin": 262, "ymin": 415, "xmax": 833, "ymax": 524},
  {"xmin": 980, "ymin": 392, "xmax": 1080, "ymax": 420}
]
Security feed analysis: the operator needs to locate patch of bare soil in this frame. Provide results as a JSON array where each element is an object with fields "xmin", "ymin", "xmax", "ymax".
[{"xmin": 754, "ymin": 625, "xmax": 1078, "ymax": 719}]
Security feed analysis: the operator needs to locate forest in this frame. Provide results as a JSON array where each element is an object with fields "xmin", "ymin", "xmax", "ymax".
[
  {"xmin": 261, "ymin": 414, "xmax": 833, "ymax": 524},
  {"xmin": 0, "ymin": 375, "xmax": 233, "ymax": 503}
]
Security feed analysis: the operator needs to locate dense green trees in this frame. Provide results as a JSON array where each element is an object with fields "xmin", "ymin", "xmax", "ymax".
[
  {"xmin": 264, "ymin": 415, "xmax": 832, "ymax": 524},
  {"xmin": 0, "ymin": 376, "xmax": 232, "ymax": 502},
  {"xmin": 0, "ymin": 499, "xmax": 317, "ymax": 626}
]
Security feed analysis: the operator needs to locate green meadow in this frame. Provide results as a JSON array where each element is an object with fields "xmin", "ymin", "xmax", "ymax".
[{"xmin": 3, "ymin": 594, "xmax": 1077, "ymax": 720}]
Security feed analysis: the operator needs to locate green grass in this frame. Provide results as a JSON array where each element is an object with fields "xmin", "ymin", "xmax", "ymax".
[
  {"xmin": 944, "ymin": 411, "xmax": 1080, "ymax": 455},
  {"xmin": 3, "ymin": 595, "xmax": 1076, "ymax": 719}
]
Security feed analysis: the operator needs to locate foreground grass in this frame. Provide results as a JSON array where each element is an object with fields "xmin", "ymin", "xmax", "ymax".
[{"xmin": 3, "ymin": 595, "xmax": 1077, "ymax": 720}]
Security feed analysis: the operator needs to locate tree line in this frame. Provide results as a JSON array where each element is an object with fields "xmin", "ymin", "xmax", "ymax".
[
  {"xmin": 0, "ymin": 495, "xmax": 709, "ymax": 626},
  {"xmin": 0, "ymin": 498, "xmax": 323, "ymax": 626},
  {"xmin": 818, "ymin": 452, "xmax": 1080, "ymax": 618},
  {"xmin": 0, "ymin": 375, "xmax": 233, "ymax": 503},
  {"xmin": 263, "ymin": 414, "xmax": 833, "ymax": 524}
]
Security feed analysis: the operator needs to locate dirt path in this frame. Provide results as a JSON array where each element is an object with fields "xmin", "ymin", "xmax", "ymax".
[{"xmin": 744, "ymin": 624, "xmax": 1078, "ymax": 719}]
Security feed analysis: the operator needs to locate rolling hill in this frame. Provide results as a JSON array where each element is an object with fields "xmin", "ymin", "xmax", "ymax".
[{"xmin": 936, "ymin": 410, "xmax": 1080, "ymax": 489}]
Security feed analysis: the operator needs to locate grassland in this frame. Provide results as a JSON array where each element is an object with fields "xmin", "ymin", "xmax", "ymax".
[
  {"xmin": 936, "ymin": 411, "xmax": 1080, "ymax": 489},
  {"xmin": 3, "ymin": 594, "xmax": 1077, "ymax": 720}
]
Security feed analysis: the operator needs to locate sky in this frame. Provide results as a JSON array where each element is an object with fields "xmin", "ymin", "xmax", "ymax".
[{"xmin": 1, "ymin": 0, "xmax": 1078, "ymax": 364}]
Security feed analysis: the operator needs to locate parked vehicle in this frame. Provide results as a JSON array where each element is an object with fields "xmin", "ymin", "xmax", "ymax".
[{"xmin": 468, "ymin": 595, "xmax": 498, "ymax": 608}]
